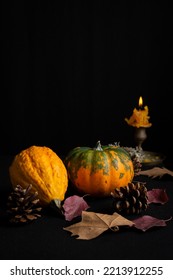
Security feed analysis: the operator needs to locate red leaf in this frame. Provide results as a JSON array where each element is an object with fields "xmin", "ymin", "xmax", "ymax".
[
  {"xmin": 62, "ymin": 195, "xmax": 90, "ymax": 221},
  {"xmin": 147, "ymin": 188, "xmax": 169, "ymax": 204},
  {"xmin": 133, "ymin": 215, "xmax": 172, "ymax": 232}
]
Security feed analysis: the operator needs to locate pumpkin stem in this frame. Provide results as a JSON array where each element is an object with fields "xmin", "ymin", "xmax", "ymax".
[
  {"xmin": 50, "ymin": 199, "xmax": 64, "ymax": 216},
  {"xmin": 94, "ymin": 140, "xmax": 103, "ymax": 151}
]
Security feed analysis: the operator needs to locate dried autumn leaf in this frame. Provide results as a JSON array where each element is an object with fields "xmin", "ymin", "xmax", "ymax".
[
  {"xmin": 147, "ymin": 188, "xmax": 169, "ymax": 204},
  {"xmin": 62, "ymin": 195, "xmax": 89, "ymax": 221},
  {"xmin": 137, "ymin": 167, "xmax": 173, "ymax": 178},
  {"xmin": 132, "ymin": 215, "xmax": 172, "ymax": 232},
  {"xmin": 63, "ymin": 211, "xmax": 134, "ymax": 240}
]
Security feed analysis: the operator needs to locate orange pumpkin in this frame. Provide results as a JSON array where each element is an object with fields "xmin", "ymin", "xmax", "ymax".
[{"xmin": 64, "ymin": 141, "xmax": 134, "ymax": 197}]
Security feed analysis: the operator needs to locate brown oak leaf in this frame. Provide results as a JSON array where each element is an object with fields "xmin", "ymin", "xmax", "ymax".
[
  {"xmin": 132, "ymin": 215, "xmax": 172, "ymax": 231},
  {"xmin": 136, "ymin": 167, "xmax": 173, "ymax": 178},
  {"xmin": 147, "ymin": 188, "xmax": 169, "ymax": 204},
  {"xmin": 63, "ymin": 211, "xmax": 134, "ymax": 240}
]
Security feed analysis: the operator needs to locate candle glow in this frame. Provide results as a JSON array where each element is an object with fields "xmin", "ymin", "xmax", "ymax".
[
  {"xmin": 125, "ymin": 96, "xmax": 152, "ymax": 128},
  {"xmin": 139, "ymin": 96, "xmax": 143, "ymax": 108}
]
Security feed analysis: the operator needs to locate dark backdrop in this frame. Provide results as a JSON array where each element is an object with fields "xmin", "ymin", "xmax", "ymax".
[{"xmin": 2, "ymin": 1, "xmax": 173, "ymax": 159}]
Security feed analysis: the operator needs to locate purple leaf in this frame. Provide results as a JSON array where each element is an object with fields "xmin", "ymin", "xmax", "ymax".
[
  {"xmin": 133, "ymin": 215, "xmax": 172, "ymax": 232},
  {"xmin": 147, "ymin": 188, "xmax": 169, "ymax": 204},
  {"xmin": 62, "ymin": 195, "xmax": 90, "ymax": 221}
]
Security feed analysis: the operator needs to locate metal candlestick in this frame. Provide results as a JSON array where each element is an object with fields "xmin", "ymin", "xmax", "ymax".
[
  {"xmin": 134, "ymin": 127, "xmax": 147, "ymax": 151},
  {"xmin": 134, "ymin": 127, "xmax": 165, "ymax": 166}
]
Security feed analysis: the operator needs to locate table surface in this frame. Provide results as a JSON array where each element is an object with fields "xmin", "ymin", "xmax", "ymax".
[{"xmin": 0, "ymin": 155, "xmax": 173, "ymax": 260}]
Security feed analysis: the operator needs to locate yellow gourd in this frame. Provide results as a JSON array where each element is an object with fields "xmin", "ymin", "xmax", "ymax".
[{"xmin": 9, "ymin": 145, "xmax": 68, "ymax": 209}]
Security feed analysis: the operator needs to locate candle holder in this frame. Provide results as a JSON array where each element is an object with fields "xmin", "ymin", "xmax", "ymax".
[
  {"xmin": 125, "ymin": 96, "xmax": 165, "ymax": 167},
  {"xmin": 134, "ymin": 127, "xmax": 147, "ymax": 151},
  {"xmin": 133, "ymin": 126, "xmax": 165, "ymax": 167}
]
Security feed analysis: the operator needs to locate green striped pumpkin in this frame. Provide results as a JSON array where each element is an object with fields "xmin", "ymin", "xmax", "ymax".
[{"xmin": 64, "ymin": 141, "xmax": 134, "ymax": 196}]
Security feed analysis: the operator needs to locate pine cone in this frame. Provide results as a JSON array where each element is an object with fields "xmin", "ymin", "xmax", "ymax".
[
  {"xmin": 7, "ymin": 184, "xmax": 42, "ymax": 224},
  {"xmin": 123, "ymin": 146, "xmax": 143, "ymax": 174},
  {"xmin": 111, "ymin": 181, "xmax": 148, "ymax": 214}
]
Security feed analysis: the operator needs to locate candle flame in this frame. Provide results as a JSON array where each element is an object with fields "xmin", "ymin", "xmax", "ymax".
[{"xmin": 139, "ymin": 96, "xmax": 143, "ymax": 108}]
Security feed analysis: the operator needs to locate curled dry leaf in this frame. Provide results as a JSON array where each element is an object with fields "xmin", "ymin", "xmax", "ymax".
[
  {"xmin": 137, "ymin": 167, "xmax": 173, "ymax": 178},
  {"xmin": 132, "ymin": 215, "xmax": 172, "ymax": 232},
  {"xmin": 63, "ymin": 211, "xmax": 134, "ymax": 240},
  {"xmin": 62, "ymin": 195, "xmax": 89, "ymax": 221},
  {"xmin": 147, "ymin": 188, "xmax": 169, "ymax": 204}
]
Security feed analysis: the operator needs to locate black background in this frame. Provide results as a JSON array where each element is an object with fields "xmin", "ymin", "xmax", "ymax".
[
  {"xmin": 1, "ymin": 1, "xmax": 173, "ymax": 261},
  {"xmin": 2, "ymin": 0, "xmax": 173, "ymax": 159}
]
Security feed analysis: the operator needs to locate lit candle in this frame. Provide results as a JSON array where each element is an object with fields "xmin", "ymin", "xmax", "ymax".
[
  {"xmin": 125, "ymin": 96, "xmax": 152, "ymax": 128},
  {"xmin": 138, "ymin": 96, "xmax": 144, "ymax": 109}
]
